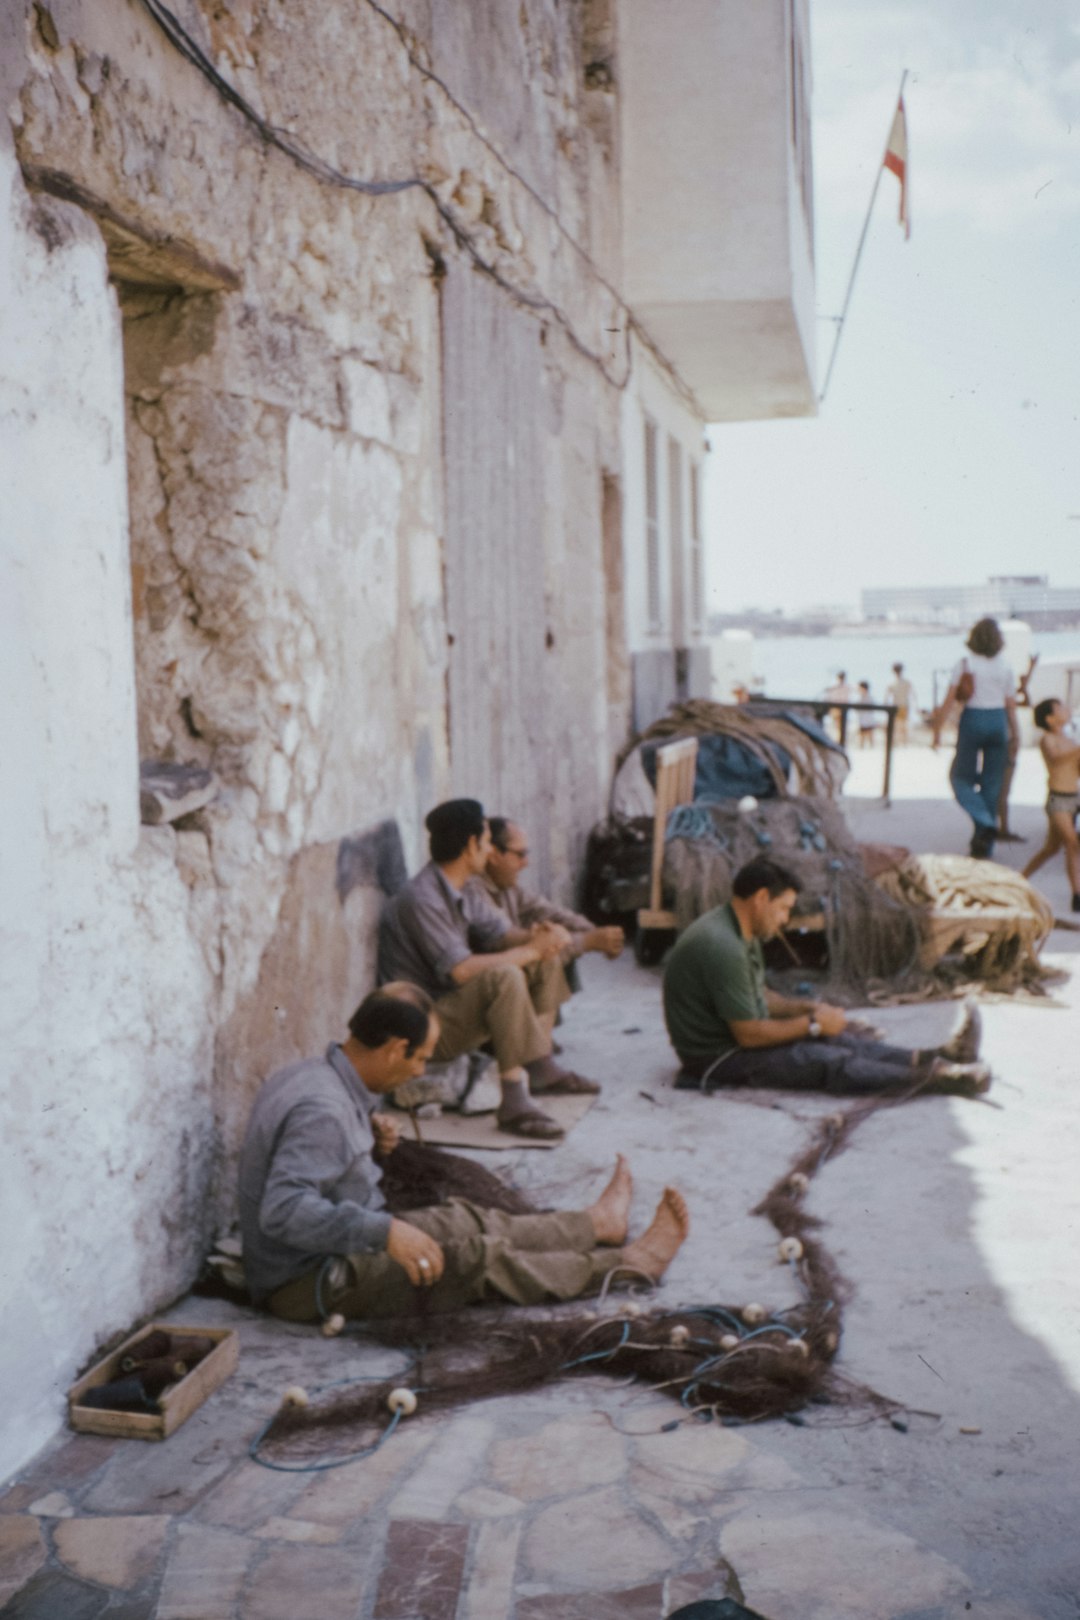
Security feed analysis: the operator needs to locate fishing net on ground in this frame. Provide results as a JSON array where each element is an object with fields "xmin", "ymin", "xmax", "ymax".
[
  {"xmin": 661, "ymin": 795, "xmax": 922, "ymax": 995},
  {"xmin": 251, "ymin": 1112, "xmax": 933, "ymax": 1470}
]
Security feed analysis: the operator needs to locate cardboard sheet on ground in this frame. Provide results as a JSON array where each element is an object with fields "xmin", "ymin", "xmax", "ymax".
[{"xmin": 405, "ymin": 1094, "xmax": 597, "ymax": 1151}]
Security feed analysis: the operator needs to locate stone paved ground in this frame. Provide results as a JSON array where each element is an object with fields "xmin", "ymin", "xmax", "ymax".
[{"xmin": 4, "ymin": 744, "xmax": 1080, "ymax": 1619}]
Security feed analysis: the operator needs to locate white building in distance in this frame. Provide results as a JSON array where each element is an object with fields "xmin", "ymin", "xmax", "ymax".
[{"xmin": 863, "ymin": 577, "xmax": 1080, "ymax": 628}]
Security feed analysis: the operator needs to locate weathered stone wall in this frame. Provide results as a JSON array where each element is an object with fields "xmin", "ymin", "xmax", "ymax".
[
  {"xmin": 1, "ymin": 0, "xmax": 650, "ymax": 1476},
  {"xmin": 0, "ymin": 137, "xmax": 216, "ymax": 1481}
]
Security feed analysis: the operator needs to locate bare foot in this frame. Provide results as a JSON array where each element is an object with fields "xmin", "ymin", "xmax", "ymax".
[
  {"xmin": 587, "ymin": 1154, "xmax": 633, "ymax": 1245},
  {"xmin": 622, "ymin": 1188, "xmax": 690, "ymax": 1281}
]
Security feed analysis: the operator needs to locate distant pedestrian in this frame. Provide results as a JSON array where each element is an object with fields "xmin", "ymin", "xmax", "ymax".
[
  {"xmin": 886, "ymin": 662, "xmax": 916, "ymax": 745},
  {"xmin": 932, "ymin": 618, "xmax": 1019, "ymax": 860},
  {"xmin": 856, "ymin": 680, "xmax": 876, "ymax": 747},
  {"xmin": 823, "ymin": 671, "xmax": 853, "ymax": 745},
  {"xmin": 1022, "ymin": 698, "xmax": 1080, "ymax": 911}
]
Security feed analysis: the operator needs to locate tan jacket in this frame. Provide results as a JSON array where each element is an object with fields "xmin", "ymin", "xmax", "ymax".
[{"xmin": 474, "ymin": 872, "xmax": 592, "ymax": 958}]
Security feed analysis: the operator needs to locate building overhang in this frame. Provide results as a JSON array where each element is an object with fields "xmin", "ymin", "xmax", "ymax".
[{"xmin": 618, "ymin": 0, "xmax": 817, "ymax": 423}]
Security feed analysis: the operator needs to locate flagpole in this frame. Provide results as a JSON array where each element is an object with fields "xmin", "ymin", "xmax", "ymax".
[{"xmin": 819, "ymin": 68, "xmax": 909, "ymax": 404}]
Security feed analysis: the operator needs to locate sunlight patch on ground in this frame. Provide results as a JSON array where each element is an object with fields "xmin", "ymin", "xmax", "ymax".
[{"xmin": 950, "ymin": 964, "xmax": 1080, "ymax": 1399}]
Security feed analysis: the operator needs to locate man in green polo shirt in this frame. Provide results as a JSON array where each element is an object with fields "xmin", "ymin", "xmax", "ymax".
[{"xmin": 662, "ymin": 858, "xmax": 989, "ymax": 1097}]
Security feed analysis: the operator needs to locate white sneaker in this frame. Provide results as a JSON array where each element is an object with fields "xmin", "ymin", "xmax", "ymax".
[
  {"xmin": 939, "ymin": 1000, "xmax": 982, "ymax": 1065},
  {"xmin": 927, "ymin": 1057, "xmax": 992, "ymax": 1096}
]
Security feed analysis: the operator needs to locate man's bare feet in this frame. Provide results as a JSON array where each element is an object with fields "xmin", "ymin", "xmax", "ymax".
[
  {"xmin": 621, "ymin": 1188, "xmax": 690, "ymax": 1281},
  {"xmin": 587, "ymin": 1154, "xmax": 633, "ymax": 1245}
]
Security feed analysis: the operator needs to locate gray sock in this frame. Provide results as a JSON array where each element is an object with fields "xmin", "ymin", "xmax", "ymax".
[
  {"xmin": 526, "ymin": 1054, "xmax": 565, "ymax": 1087},
  {"xmin": 498, "ymin": 1078, "xmax": 532, "ymax": 1117}
]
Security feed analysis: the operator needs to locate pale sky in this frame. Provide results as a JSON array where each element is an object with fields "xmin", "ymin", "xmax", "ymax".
[{"xmin": 704, "ymin": 0, "xmax": 1080, "ymax": 614}]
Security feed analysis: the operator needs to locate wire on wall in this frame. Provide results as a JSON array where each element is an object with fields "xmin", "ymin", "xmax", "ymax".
[{"xmin": 137, "ymin": 0, "xmax": 641, "ymax": 392}]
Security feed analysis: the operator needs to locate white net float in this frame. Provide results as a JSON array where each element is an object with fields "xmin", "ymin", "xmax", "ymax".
[
  {"xmin": 778, "ymin": 1236, "xmax": 804, "ymax": 1262},
  {"xmin": 387, "ymin": 1387, "xmax": 418, "ymax": 1416}
]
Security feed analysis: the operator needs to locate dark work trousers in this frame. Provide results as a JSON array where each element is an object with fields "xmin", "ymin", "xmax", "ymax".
[{"xmin": 680, "ymin": 1032, "xmax": 922, "ymax": 1096}]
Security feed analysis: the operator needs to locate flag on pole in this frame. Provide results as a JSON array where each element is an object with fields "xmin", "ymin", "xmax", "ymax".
[{"xmin": 883, "ymin": 96, "xmax": 910, "ymax": 238}]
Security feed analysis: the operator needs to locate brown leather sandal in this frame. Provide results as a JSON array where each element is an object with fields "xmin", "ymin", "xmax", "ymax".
[
  {"xmin": 529, "ymin": 1071, "xmax": 601, "ymax": 1096},
  {"xmin": 496, "ymin": 1105, "xmax": 565, "ymax": 1140}
]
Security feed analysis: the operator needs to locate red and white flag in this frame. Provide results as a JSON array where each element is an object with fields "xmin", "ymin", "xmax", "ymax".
[{"xmin": 883, "ymin": 96, "xmax": 910, "ymax": 238}]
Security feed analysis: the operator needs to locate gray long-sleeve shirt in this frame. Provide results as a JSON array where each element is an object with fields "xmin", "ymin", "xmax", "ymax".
[
  {"xmin": 377, "ymin": 860, "xmax": 510, "ymax": 998},
  {"xmin": 237, "ymin": 1044, "xmax": 393, "ymax": 1303}
]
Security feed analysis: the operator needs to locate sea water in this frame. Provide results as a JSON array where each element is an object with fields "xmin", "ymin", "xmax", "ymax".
[{"xmin": 747, "ymin": 628, "xmax": 1080, "ymax": 712}]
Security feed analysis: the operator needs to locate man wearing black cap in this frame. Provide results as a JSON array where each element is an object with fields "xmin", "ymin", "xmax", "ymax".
[{"xmin": 378, "ymin": 799, "xmax": 601, "ymax": 1139}]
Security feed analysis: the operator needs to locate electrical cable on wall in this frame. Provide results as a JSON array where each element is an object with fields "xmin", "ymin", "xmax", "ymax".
[{"xmin": 137, "ymin": 0, "xmax": 642, "ymax": 392}]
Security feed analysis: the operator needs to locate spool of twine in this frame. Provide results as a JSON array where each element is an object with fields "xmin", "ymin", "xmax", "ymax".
[
  {"xmin": 169, "ymin": 1335, "xmax": 215, "ymax": 1366},
  {"xmin": 120, "ymin": 1329, "xmax": 173, "ymax": 1370},
  {"xmin": 136, "ymin": 1357, "xmax": 190, "ymax": 1396},
  {"xmin": 80, "ymin": 1376, "xmax": 158, "ymax": 1414}
]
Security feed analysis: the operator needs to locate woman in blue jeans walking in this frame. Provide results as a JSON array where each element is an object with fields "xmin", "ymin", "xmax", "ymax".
[{"xmin": 932, "ymin": 617, "xmax": 1020, "ymax": 858}]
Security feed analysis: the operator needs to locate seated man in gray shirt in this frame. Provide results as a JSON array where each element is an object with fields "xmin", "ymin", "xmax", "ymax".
[
  {"xmin": 378, "ymin": 799, "xmax": 601, "ymax": 1140},
  {"xmin": 239, "ymin": 983, "xmax": 689, "ymax": 1321}
]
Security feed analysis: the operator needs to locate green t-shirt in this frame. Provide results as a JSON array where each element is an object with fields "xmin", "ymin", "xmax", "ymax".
[{"xmin": 662, "ymin": 903, "xmax": 766, "ymax": 1060}]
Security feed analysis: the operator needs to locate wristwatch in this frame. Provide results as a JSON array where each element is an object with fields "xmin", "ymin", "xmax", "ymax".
[{"xmin": 807, "ymin": 1018, "xmax": 823, "ymax": 1039}]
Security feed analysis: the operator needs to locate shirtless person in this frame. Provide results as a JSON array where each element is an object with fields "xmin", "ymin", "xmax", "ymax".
[{"xmin": 1022, "ymin": 698, "xmax": 1080, "ymax": 912}]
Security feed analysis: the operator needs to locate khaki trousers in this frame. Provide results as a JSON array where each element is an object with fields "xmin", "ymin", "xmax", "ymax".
[
  {"xmin": 267, "ymin": 1198, "xmax": 622, "ymax": 1322},
  {"xmin": 432, "ymin": 959, "xmax": 569, "ymax": 1073}
]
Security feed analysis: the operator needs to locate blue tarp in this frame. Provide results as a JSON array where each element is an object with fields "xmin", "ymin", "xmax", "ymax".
[
  {"xmin": 640, "ymin": 732, "xmax": 783, "ymax": 801},
  {"xmin": 639, "ymin": 709, "xmax": 841, "ymax": 804}
]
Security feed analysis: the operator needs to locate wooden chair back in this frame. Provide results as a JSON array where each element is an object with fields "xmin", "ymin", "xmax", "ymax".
[{"xmin": 639, "ymin": 735, "xmax": 699, "ymax": 929}]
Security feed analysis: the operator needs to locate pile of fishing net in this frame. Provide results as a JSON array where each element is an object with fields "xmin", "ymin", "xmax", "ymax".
[
  {"xmin": 874, "ymin": 854, "xmax": 1055, "ymax": 991},
  {"xmin": 611, "ymin": 701, "xmax": 848, "ymax": 819},
  {"xmin": 662, "ymin": 795, "xmax": 922, "ymax": 993}
]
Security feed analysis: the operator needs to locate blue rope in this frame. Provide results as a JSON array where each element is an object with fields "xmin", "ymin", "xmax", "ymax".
[
  {"xmin": 251, "ymin": 1301, "xmax": 812, "ymax": 1468},
  {"xmin": 664, "ymin": 804, "xmax": 728, "ymax": 849},
  {"xmin": 677, "ymin": 1304, "xmax": 747, "ymax": 1333},
  {"xmin": 737, "ymin": 1321, "xmax": 801, "ymax": 1345},
  {"xmin": 249, "ymin": 1404, "xmax": 404, "ymax": 1473},
  {"xmin": 314, "ymin": 1257, "xmax": 335, "ymax": 1324},
  {"xmin": 560, "ymin": 1320, "xmax": 632, "ymax": 1370},
  {"xmin": 249, "ymin": 1356, "xmax": 417, "ymax": 1474}
]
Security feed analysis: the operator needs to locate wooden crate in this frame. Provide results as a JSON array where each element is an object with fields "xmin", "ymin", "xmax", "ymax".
[{"xmin": 68, "ymin": 1322, "xmax": 239, "ymax": 1441}]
